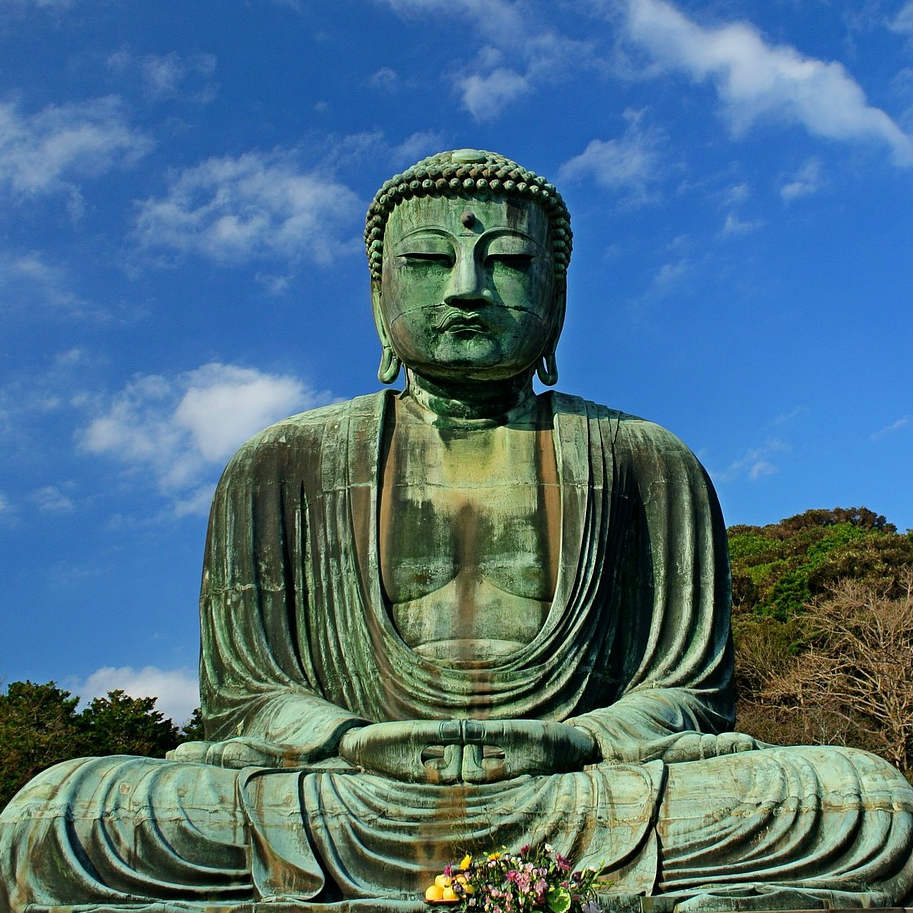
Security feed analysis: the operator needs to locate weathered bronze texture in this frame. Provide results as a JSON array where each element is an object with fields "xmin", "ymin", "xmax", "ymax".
[{"xmin": 1, "ymin": 149, "xmax": 911, "ymax": 913}]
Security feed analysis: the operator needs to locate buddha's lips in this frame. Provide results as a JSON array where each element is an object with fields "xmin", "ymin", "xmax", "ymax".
[{"xmin": 435, "ymin": 311, "xmax": 486, "ymax": 332}]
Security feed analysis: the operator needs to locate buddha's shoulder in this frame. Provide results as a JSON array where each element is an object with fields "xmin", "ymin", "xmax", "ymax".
[
  {"xmin": 551, "ymin": 392, "xmax": 694, "ymax": 456},
  {"xmin": 222, "ymin": 392, "xmax": 385, "ymax": 471}
]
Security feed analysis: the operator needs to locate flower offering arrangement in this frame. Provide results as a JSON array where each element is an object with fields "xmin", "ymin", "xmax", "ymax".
[{"xmin": 424, "ymin": 845, "xmax": 607, "ymax": 913}]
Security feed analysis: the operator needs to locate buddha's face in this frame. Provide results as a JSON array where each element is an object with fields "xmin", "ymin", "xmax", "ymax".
[{"xmin": 375, "ymin": 195, "xmax": 562, "ymax": 383}]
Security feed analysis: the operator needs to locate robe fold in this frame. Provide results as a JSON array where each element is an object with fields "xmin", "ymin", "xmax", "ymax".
[{"xmin": 2, "ymin": 391, "xmax": 911, "ymax": 913}]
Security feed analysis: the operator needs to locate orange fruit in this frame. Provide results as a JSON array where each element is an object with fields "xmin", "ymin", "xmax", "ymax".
[
  {"xmin": 425, "ymin": 884, "xmax": 444, "ymax": 902},
  {"xmin": 434, "ymin": 875, "xmax": 452, "ymax": 888}
]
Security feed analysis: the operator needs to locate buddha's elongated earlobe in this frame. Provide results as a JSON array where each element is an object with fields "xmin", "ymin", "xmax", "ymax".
[
  {"xmin": 378, "ymin": 344, "xmax": 401, "ymax": 384},
  {"xmin": 371, "ymin": 282, "xmax": 401, "ymax": 384},
  {"xmin": 536, "ymin": 350, "xmax": 558, "ymax": 386}
]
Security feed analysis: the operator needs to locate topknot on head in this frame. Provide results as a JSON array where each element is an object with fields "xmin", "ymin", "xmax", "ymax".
[{"xmin": 364, "ymin": 148, "xmax": 572, "ymax": 283}]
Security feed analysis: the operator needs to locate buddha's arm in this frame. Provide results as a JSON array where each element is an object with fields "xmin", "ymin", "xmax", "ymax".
[
  {"xmin": 568, "ymin": 417, "xmax": 754, "ymax": 764},
  {"xmin": 186, "ymin": 431, "xmax": 369, "ymax": 768}
]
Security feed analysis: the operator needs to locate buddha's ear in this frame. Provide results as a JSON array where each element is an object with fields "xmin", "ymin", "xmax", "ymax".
[
  {"xmin": 371, "ymin": 280, "xmax": 401, "ymax": 384},
  {"xmin": 536, "ymin": 280, "xmax": 566, "ymax": 387},
  {"xmin": 370, "ymin": 280, "xmax": 390, "ymax": 346},
  {"xmin": 549, "ymin": 279, "xmax": 567, "ymax": 350}
]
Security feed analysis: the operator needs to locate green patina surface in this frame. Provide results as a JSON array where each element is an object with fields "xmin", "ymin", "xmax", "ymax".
[{"xmin": 1, "ymin": 149, "xmax": 911, "ymax": 913}]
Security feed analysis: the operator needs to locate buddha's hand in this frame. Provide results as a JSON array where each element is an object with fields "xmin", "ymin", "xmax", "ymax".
[
  {"xmin": 338, "ymin": 720, "xmax": 466, "ymax": 784},
  {"xmin": 460, "ymin": 720, "xmax": 600, "ymax": 784},
  {"xmin": 337, "ymin": 720, "xmax": 599, "ymax": 785},
  {"xmin": 660, "ymin": 731, "xmax": 759, "ymax": 764},
  {"xmin": 167, "ymin": 737, "xmax": 311, "ymax": 768}
]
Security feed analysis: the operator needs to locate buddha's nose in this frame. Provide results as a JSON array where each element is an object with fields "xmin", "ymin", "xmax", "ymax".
[{"xmin": 443, "ymin": 253, "xmax": 492, "ymax": 308}]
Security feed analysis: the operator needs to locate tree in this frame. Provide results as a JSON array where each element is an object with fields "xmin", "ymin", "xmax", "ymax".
[
  {"xmin": 0, "ymin": 681, "xmax": 90, "ymax": 809},
  {"xmin": 0, "ymin": 684, "xmax": 186, "ymax": 810},
  {"xmin": 81, "ymin": 690, "xmax": 179, "ymax": 758},
  {"xmin": 180, "ymin": 706, "xmax": 205, "ymax": 741},
  {"xmin": 752, "ymin": 573, "xmax": 913, "ymax": 777}
]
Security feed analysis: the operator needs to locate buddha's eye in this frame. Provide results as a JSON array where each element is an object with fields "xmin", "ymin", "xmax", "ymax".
[
  {"xmin": 486, "ymin": 253, "xmax": 534, "ymax": 271},
  {"xmin": 398, "ymin": 252, "xmax": 454, "ymax": 268}
]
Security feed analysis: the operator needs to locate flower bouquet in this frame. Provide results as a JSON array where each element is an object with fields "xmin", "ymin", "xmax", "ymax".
[{"xmin": 424, "ymin": 844, "xmax": 606, "ymax": 913}]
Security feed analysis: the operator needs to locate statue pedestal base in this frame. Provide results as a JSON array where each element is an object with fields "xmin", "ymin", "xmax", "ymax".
[{"xmin": 25, "ymin": 903, "xmax": 913, "ymax": 913}]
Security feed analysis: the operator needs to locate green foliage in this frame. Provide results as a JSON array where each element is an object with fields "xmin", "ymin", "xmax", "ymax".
[
  {"xmin": 180, "ymin": 706, "xmax": 205, "ymax": 741},
  {"xmin": 81, "ymin": 690, "xmax": 179, "ymax": 757},
  {"xmin": 0, "ymin": 683, "xmax": 196, "ymax": 810},
  {"xmin": 0, "ymin": 681, "xmax": 90, "ymax": 812},
  {"xmin": 730, "ymin": 507, "xmax": 913, "ymax": 777},
  {"xmin": 729, "ymin": 507, "xmax": 912, "ymax": 620}
]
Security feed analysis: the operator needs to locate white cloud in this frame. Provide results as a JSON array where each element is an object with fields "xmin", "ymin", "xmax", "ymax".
[
  {"xmin": 870, "ymin": 415, "xmax": 911, "ymax": 440},
  {"xmin": 780, "ymin": 158, "xmax": 823, "ymax": 201},
  {"xmin": 80, "ymin": 362, "xmax": 332, "ymax": 513},
  {"xmin": 886, "ymin": 2, "xmax": 912, "ymax": 35},
  {"xmin": 714, "ymin": 438, "xmax": 789, "ymax": 483},
  {"xmin": 32, "ymin": 485, "xmax": 75, "ymax": 513},
  {"xmin": 624, "ymin": 0, "xmax": 912, "ymax": 167},
  {"xmin": 370, "ymin": 66, "xmax": 400, "ymax": 91},
  {"xmin": 381, "ymin": 0, "xmax": 592, "ymax": 121},
  {"xmin": 457, "ymin": 68, "xmax": 530, "ymax": 121},
  {"xmin": 0, "ymin": 96, "xmax": 152, "ymax": 198},
  {"xmin": 107, "ymin": 49, "xmax": 217, "ymax": 101},
  {"xmin": 0, "ymin": 251, "xmax": 88, "ymax": 316},
  {"xmin": 2, "ymin": 0, "xmax": 73, "ymax": 9},
  {"xmin": 76, "ymin": 665, "xmax": 199, "ymax": 726},
  {"xmin": 722, "ymin": 182, "xmax": 750, "ymax": 206},
  {"xmin": 653, "ymin": 258, "xmax": 690, "ymax": 287},
  {"xmin": 134, "ymin": 149, "xmax": 362, "ymax": 265},
  {"xmin": 390, "ymin": 130, "xmax": 447, "ymax": 166},
  {"xmin": 720, "ymin": 211, "xmax": 764, "ymax": 236},
  {"xmin": 559, "ymin": 112, "xmax": 664, "ymax": 203},
  {"xmin": 0, "ymin": 492, "xmax": 11, "ymax": 514}
]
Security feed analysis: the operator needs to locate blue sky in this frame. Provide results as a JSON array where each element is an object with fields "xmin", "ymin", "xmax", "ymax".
[{"xmin": 1, "ymin": 0, "xmax": 910, "ymax": 724}]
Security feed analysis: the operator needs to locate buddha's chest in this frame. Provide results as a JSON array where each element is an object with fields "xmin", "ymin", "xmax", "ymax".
[{"xmin": 378, "ymin": 413, "xmax": 559, "ymax": 663}]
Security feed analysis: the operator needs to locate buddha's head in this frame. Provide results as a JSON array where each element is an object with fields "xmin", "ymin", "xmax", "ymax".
[{"xmin": 365, "ymin": 149, "xmax": 572, "ymax": 388}]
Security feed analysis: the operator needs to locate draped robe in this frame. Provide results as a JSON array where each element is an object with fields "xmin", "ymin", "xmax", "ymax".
[{"xmin": 2, "ymin": 391, "xmax": 911, "ymax": 913}]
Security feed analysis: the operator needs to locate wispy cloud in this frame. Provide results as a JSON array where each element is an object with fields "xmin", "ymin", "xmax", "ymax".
[
  {"xmin": 134, "ymin": 149, "xmax": 362, "ymax": 266},
  {"xmin": 714, "ymin": 438, "xmax": 789, "ymax": 483},
  {"xmin": 381, "ymin": 0, "xmax": 594, "ymax": 121},
  {"xmin": 780, "ymin": 158, "xmax": 824, "ymax": 201},
  {"xmin": 0, "ymin": 251, "xmax": 85, "ymax": 314},
  {"xmin": 559, "ymin": 111, "xmax": 665, "ymax": 204},
  {"xmin": 457, "ymin": 67, "xmax": 529, "ymax": 121},
  {"xmin": 0, "ymin": 96, "xmax": 152, "ymax": 200},
  {"xmin": 72, "ymin": 665, "xmax": 199, "ymax": 726},
  {"xmin": 722, "ymin": 182, "xmax": 750, "ymax": 206},
  {"xmin": 31, "ymin": 485, "xmax": 75, "ymax": 513},
  {"xmin": 1, "ymin": 0, "xmax": 73, "ymax": 10},
  {"xmin": 720, "ymin": 211, "xmax": 764, "ymax": 236},
  {"xmin": 886, "ymin": 2, "xmax": 912, "ymax": 35},
  {"xmin": 79, "ymin": 363, "xmax": 332, "ymax": 514},
  {"xmin": 370, "ymin": 66, "xmax": 400, "ymax": 92},
  {"xmin": 653, "ymin": 257, "xmax": 690, "ymax": 289},
  {"xmin": 623, "ymin": 0, "xmax": 912, "ymax": 167},
  {"xmin": 107, "ymin": 49, "xmax": 218, "ymax": 102},
  {"xmin": 390, "ymin": 130, "xmax": 447, "ymax": 166},
  {"xmin": 870, "ymin": 415, "xmax": 911, "ymax": 440}
]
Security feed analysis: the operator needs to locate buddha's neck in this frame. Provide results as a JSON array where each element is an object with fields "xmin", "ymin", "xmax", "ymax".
[{"xmin": 403, "ymin": 370, "xmax": 537, "ymax": 428}]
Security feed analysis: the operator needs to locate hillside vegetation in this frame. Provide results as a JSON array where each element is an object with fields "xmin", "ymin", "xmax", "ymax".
[
  {"xmin": 730, "ymin": 507, "xmax": 913, "ymax": 777},
  {"xmin": 2, "ymin": 506, "xmax": 910, "ymax": 811}
]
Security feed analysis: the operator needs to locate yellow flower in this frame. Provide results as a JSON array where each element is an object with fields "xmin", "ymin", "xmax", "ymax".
[
  {"xmin": 460, "ymin": 854, "xmax": 472, "ymax": 870},
  {"xmin": 487, "ymin": 851, "xmax": 502, "ymax": 861}
]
